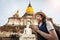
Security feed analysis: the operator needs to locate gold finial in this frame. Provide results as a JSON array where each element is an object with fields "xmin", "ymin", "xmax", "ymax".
[
  {"xmin": 25, "ymin": 0, "xmax": 34, "ymax": 14},
  {"xmin": 16, "ymin": 10, "xmax": 19, "ymax": 15}
]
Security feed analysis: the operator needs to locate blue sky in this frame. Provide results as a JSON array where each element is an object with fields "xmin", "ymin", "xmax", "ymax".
[{"xmin": 0, "ymin": 0, "xmax": 60, "ymax": 26}]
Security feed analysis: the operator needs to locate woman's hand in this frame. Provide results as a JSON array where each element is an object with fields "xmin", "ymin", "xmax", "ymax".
[{"xmin": 32, "ymin": 25, "xmax": 39, "ymax": 32}]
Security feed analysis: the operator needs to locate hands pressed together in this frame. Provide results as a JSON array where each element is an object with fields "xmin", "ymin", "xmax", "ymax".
[
  {"xmin": 31, "ymin": 19, "xmax": 39, "ymax": 32},
  {"xmin": 31, "ymin": 25, "xmax": 39, "ymax": 32}
]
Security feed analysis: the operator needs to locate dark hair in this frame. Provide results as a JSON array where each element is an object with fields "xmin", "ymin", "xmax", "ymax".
[{"xmin": 35, "ymin": 11, "xmax": 46, "ymax": 22}]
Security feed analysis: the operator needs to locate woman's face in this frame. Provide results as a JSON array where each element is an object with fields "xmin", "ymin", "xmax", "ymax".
[{"xmin": 35, "ymin": 15, "xmax": 42, "ymax": 22}]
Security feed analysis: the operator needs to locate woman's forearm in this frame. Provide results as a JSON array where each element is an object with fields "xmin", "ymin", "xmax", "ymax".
[{"xmin": 36, "ymin": 30, "xmax": 57, "ymax": 40}]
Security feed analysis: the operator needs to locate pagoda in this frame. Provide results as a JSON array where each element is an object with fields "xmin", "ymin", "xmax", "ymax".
[{"xmin": 0, "ymin": 2, "xmax": 35, "ymax": 33}]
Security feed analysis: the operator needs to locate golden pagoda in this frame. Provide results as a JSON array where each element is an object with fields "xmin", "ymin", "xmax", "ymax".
[
  {"xmin": 0, "ymin": 2, "xmax": 35, "ymax": 32},
  {"xmin": 7, "ymin": 10, "xmax": 21, "ymax": 26},
  {"xmin": 26, "ymin": 3, "xmax": 34, "ymax": 14},
  {"xmin": 23, "ymin": 3, "xmax": 34, "ymax": 17}
]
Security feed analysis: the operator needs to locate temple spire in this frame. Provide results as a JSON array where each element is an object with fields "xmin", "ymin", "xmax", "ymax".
[
  {"xmin": 15, "ymin": 10, "xmax": 19, "ymax": 15},
  {"xmin": 13, "ymin": 10, "xmax": 19, "ymax": 17},
  {"xmin": 26, "ymin": 0, "xmax": 34, "ymax": 14},
  {"xmin": 28, "ymin": 0, "xmax": 31, "ymax": 7}
]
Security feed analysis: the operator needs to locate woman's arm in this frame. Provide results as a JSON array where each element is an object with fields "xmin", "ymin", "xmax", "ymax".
[
  {"xmin": 36, "ymin": 29, "xmax": 58, "ymax": 40},
  {"xmin": 32, "ymin": 25, "xmax": 58, "ymax": 40}
]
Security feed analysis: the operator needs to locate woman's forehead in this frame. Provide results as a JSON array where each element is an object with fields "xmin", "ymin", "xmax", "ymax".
[
  {"xmin": 36, "ymin": 15, "xmax": 40, "ymax": 16},
  {"xmin": 36, "ymin": 15, "xmax": 41, "ymax": 17}
]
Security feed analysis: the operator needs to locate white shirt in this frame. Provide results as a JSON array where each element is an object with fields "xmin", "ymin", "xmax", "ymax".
[{"xmin": 46, "ymin": 21, "xmax": 54, "ymax": 31}]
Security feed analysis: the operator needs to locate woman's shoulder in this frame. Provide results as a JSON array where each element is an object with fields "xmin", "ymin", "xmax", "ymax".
[
  {"xmin": 46, "ymin": 20, "xmax": 55, "ymax": 31},
  {"xmin": 46, "ymin": 20, "xmax": 51, "ymax": 23}
]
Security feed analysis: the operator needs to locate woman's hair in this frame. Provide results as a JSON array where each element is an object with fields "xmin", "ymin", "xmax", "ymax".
[{"xmin": 35, "ymin": 11, "xmax": 46, "ymax": 22}]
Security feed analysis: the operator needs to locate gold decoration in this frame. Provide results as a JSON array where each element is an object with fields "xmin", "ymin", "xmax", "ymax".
[
  {"xmin": 26, "ymin": 4, "xmax": 34, "ymax": 14},
  {"xmin": 16, "ymin": 10, "xmax": 19, "ymax": 15}
]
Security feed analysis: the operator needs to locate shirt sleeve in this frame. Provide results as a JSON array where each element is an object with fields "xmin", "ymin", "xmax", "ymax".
[{"xmin": 46, "ymin": 21, "xmax": 55, "ymax": 32}]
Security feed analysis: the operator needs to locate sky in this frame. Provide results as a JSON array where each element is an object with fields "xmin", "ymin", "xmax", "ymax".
[{"xmin": 0, "ymin": 0, "xmax": 60, "ymax": 26}]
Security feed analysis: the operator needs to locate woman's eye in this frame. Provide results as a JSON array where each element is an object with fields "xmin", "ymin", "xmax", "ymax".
[{"xmin": 37, "ymin": 16, "xmax": 40, "ymax": 17}]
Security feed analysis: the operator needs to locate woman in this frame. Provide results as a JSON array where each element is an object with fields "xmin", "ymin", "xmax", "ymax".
[{"xmin": 32, "ymin": 12, "xmax": 58, "ymax": 40}]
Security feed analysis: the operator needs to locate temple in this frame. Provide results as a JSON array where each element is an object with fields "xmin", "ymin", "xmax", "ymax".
[
  {"xmin": 0, "ymin": 2, "xmax": 37, "ymax": 40},
  {"xmin": 0, "ymin": 1, "xmax": 60, "ymax": 40}
]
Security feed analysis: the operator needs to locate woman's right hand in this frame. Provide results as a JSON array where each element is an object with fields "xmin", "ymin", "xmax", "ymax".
[{"xmin": 31, "ymin": 25, "xmax": 39, "ymax": 32}]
